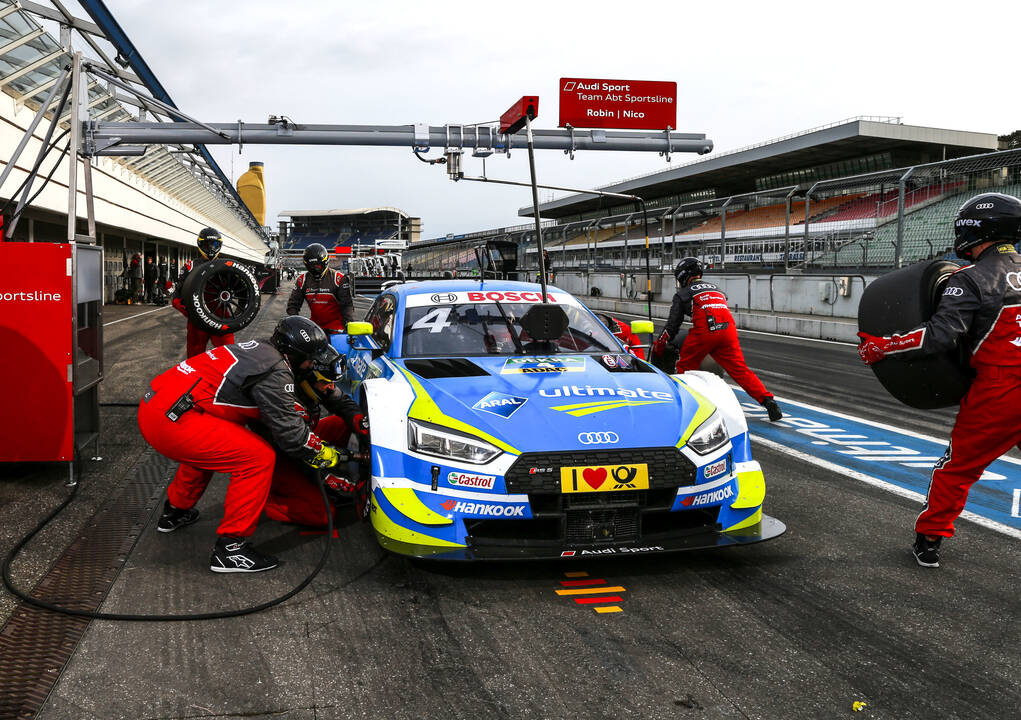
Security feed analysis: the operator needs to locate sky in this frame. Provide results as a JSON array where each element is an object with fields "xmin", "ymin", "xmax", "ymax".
[{"xmin": 101, "ymin": 0, "xmax": 1019, "ymax": 239}]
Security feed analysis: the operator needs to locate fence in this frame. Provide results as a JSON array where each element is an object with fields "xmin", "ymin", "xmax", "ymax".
[{"xmin": 403, "ymin": 148, "xmax": 1021, "ymax": 279}]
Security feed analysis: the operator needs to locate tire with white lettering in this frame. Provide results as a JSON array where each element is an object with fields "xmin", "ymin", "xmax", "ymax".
[
  {"xmin": 858, "ymin": 259, "xmax": 973, "ymax": 409},
  {"xmin": 180, "ymin": 258, "xmax": 261, "ymax": 336}
]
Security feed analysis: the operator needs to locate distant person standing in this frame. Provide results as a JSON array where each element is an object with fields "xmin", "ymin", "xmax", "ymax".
[
  {"xmin": 287, "ymin": 243, "xmax": 355, "ymax": 334},
  {"xmin": 172, "ymin": 228, "xmax": 235, "ymax": 358},
  {"xmin": 129, "ymin": 252, "xmax": 143, "ymax": 302},
  {"xmin": 655, "ymin": 257, "xmax": 783, "ymax": 421},
  {"xmin": 144, "ymin": 256, "xmax": 157, "ymax": 303},
  {"xmin": 157, "ymin": 255, "xmax": 169, "ymax": 300}
]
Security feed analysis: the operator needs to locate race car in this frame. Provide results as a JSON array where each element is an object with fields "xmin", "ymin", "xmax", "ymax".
[{"xmin": 335, "ymin": 279, "xmax": 785, "ymax": 560}]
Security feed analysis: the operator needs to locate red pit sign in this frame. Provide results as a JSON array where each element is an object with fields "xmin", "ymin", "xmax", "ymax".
[{"xmin": 559, "ymin": 78, "xmax": 676, "ymax": 131}]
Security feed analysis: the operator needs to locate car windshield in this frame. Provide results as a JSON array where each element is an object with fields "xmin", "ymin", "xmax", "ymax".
[{"xmin": 401, "ymin": 302, "xmax": 620, "ymax": 357}]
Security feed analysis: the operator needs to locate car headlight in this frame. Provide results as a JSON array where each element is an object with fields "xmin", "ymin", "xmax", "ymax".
[
  {"xmin": 408, "ymin": 419, "xmax": 502, "ymax": 465},
  {"xmin": 687, "ymin": 412, "xmax": 729, "ymax": 455}
]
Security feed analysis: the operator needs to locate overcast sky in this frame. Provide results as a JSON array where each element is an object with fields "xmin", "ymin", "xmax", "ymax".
[{"xmin": 103, "ymin": 0, "xmax": 1018, "ymax": 238}]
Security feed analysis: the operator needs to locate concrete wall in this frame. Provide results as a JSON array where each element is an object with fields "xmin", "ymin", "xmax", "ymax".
[{"xmin": 555, "ymin": 270, "xmax": 870, "ymax": 343}]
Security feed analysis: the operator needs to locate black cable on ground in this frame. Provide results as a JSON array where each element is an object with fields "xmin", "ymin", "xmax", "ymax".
[{"xmin": 1, "ymin": 469, "xmax": 335, "ymax": 622}]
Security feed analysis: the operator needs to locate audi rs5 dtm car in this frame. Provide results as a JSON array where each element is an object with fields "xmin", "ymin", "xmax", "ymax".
[{"xmin": 335, "ymin": 280, "xmax": 785, "ymax": 560}]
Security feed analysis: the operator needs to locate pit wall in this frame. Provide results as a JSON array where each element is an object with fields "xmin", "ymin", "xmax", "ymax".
[{"xmin": 555, "ymin": 271, "xmax": 875, "ymax": 343}]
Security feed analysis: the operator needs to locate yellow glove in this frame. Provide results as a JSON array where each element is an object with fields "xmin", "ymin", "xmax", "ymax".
[{"xmin": 307, "ymin": 444, "xmax": 344, "ymax": 470}]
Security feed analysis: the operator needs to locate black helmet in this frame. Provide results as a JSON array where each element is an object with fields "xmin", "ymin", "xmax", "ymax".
[
  {"xmin": 953, "ymin": 193, "xmax": 1021, "ymax": 260},
  {"xmin": 675, "ymin": 257, "xmax": 703, "ymax": 285},
  {"xmin": 270, "ymin": 316, "xmax": 340, "ymax": 387},
  {"xmin": 197, "ymin": 227, "xmax": 223, "ymax": 259},
  {"xmin": 303, "ymin": 243, "xmax": 330, "ymax": 278}
]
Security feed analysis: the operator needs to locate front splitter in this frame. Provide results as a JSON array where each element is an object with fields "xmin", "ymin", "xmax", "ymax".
[{"xmin": 375, "ymin": 514, "xmax": 786, "ymax": 561}]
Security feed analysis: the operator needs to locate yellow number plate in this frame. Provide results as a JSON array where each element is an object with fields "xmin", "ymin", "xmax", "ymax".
[{"xmin": 560, "ymin": 464, "xmax": 649, "ymax": 493}]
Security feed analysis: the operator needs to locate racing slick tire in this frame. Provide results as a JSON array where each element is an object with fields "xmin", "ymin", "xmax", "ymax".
[
  {"xmin": 857, "ymin": 259, "xmax": 973, "ymax": 409},
  {"xmin": 180, "ymin": 258, "xmax": 261, "ymax": 336}
]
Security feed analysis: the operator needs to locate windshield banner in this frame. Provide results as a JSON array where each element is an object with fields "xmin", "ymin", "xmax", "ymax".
[{"xmin": 406, "ymin": 290, "xmax": 576, "ymax": 308}]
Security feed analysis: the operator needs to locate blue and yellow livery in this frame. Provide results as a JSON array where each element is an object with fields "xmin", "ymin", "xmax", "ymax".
[{"xmin": 337, "ymin": 279, "xmax": 785, "ymax": 560}]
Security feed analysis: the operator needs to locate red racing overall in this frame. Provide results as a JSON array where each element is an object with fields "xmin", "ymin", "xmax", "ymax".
[
  {"xmin": 861, "ymin": 243, "xmax": 1021, "ymax": 538},
  {"xmin": 172, "ymin": 258, "xmax": 235, "ymax": 358},
  {"xmin": 137, "ymin": 340, "xmax": 356, "ymax": 536},
  {"xmin": 663, "ymin": 280, "xmax": 772, "ymax": 403},
  {"xmin": 287, "ymin": 270, "xmax": 355, "ymax": 333}
]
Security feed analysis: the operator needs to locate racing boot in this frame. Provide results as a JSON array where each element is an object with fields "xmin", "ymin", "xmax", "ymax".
[
  {"xmin": 157, "ymin": 498, "xmax": 200, "ymax": 533},
  {"xmin": 762, "ymin": 397, "xmax": 783, "ymax": 422},
  {"xmin": 209, "ymin": 536, "xmax": 279, "ymax": 573},
  {"xmin": 912, "ymin": 533, "xmax": 942, "ymax": 568}
]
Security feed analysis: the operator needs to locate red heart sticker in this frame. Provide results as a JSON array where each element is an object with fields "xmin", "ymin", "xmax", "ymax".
[{"xmin": 582, "ymin": 467, "xmax": 607, "ymax": 489}]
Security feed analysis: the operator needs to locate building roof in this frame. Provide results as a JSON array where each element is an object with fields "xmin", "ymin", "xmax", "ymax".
[
  {"xmin": 521, "ymin": 117, "xmax": 999, "ymax": 218},
  {"xmin": 279, "ymin": 207, "xmax": 411, "ymax": 219}
]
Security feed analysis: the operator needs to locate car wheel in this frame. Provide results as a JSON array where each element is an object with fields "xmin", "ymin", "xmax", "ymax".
[
  {"xmin": 858, "ymin": 259, "xmax": 974, "ymax": 409},
  {"xmin": 180, "ymin": 258, "xmax": 261, "ymax": 335}
]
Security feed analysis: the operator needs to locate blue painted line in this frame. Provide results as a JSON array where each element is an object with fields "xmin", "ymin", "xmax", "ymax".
[{"xmin": 735, "ymin": 391, "xmax": 1021, "ymax": 533}]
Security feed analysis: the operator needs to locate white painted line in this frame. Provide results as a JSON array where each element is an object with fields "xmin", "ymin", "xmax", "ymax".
[
  {"xmin": 1013, "ymin": 489, "xmax": 1020, "ymax": 519},
  {"xmin": 751, "ymin": 434, "xmax": 1021, "ymax": 540},
  {"xmin": 103, "ymin": 305, "xmax": 173, "ymax": 326},
  {"xmin": 735, "ymin": 388, "xmax": 1021, "ymax": 467}
]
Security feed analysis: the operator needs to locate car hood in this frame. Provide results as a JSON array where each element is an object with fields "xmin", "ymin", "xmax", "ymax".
[{"xmin": 396, "ymin": 355, "xmax": 713, "ymax": 452}]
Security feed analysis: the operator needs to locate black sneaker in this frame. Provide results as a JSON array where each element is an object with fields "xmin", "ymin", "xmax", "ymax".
[
  {"xmin": 157, "ymin": 498, "xmax": 200, "ymax": 533},
  {"xmin": 762, "ymin": 398, "xmax": 783, "ymax": 422},
  {"xmin": 210, "ymin": 536, "xmax": 279, "ymax": 573},
  {"xmin": 912, "ymin": 533, "xmax": 942, "ymax": 568}
]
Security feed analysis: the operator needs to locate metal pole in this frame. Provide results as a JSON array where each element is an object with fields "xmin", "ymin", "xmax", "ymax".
[
  {"xmin": 0, "ymin": 64, "xmax": 71, "ymax": 194},
  {"xmin": 719, "ymin": 197, "xmax": 733, "ymax": 270},
  {"xmin": 895, "ymin": 167, "xmax": 914, "ymax": 269},
  {"xmin": 640, "ymin": 201, "xmax": 652, "ymax": 321},
  {"xmin": 784, "ymin": 186, "xmax": 797, "ymax": 272},
  {"xmin": 6, "ymin": 82, "xmax": 72, "ymax": 239},
  {"xmin": 67, "ymin": 52, "xmax": 83, "ymax": 243},
  {"xmin": 524, "ymin": 115, "xmax": 548, "ymax": 301},
  {"xmin": 88, "ymin": 121, "xmax": 714, "ymax": 156},
  {"xmin": 803, "ymin": 181, "xmax": 821, "ymax": 269}
]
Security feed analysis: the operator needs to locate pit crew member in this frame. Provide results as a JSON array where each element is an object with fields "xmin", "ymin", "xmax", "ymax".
[
  {"xmin": 287, "ymin": 243, "xmax": 356, "ymax": 334},
  {"xmin": 655, "ymin": 257, "xmax": 782, "ymax": 421},
  {"xmin": 857, "ymin": 192, "xmax": 1021, "ymax": 568},
  {"xmin": 172, "ymin": 227, "xmax": 235, "ymax": 358},
  {"xmin": 137, "ymin": 316, "xmax": 357, "ymax": 573}
]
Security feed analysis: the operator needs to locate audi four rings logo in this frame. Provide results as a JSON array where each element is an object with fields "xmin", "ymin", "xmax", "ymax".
[
  {"xmin": 1007, "ymin": 272, "xmax": 1021, "ymax": 292},
  {"xmin": 975, "ymin": 202, "xmax": 995, "ymax": 209},
  {"xmin": 431, "ymin": 293, "xmax": 457, "ymax": 303},
  {"xmin": 578, "ymin": 431, "xmax": 620, "ymax": 445}
]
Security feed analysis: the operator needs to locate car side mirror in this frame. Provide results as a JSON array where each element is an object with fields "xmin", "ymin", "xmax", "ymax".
[
  {"xmin": 347, "ymin": 321, "xmax": 373, "ymax": 335},
  {"xmin": 630, "ymin": 320, "xmax": 654, "ymax": 335}
]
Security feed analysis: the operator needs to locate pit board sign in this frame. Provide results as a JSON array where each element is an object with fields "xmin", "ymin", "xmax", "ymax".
[{"xmin": 559, "ymin": 77, "xmax": 676, "ymax": 130}]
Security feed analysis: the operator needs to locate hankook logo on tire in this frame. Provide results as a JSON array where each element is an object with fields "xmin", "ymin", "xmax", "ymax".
[{"xmin": 577, "ymin": 431, "xmax": 620, "ymax": 445}]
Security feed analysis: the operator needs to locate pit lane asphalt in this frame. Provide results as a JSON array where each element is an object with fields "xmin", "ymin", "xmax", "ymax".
[{"xmin": 1, "ymin": 293, "xmax": 1018, "ymax": 720}]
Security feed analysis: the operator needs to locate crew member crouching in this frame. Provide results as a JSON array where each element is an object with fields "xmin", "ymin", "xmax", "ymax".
[{"xmin": 138, "ymin": 316, "xmax": 362, "ymax": 573}]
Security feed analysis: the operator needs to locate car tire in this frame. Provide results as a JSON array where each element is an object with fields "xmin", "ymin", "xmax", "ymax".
[
  {"xmin": 857, "ymin": 259, "xmax": 974, "ymax": 409},
  {"xmin": 180, "ymin": 258, "xmax": 261, "ymax": 336}
]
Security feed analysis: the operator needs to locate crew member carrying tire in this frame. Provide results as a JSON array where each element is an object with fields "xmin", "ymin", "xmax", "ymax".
[
  {"xmin": 857, "ymin": 192, "xmax": 1021, "ymax": 569},
  {"xmin": 173, "ymin": 227, "xmax": 235, "ymax": 357},
  {"xmin": 654, "ymin": 257, "xmax": 783, "ymax": 421},
  {"xmin": 287, "ymin": 243, "xmax": 355, "ymax": 334},
  {"xmin": 137, "ymin": 316, "xmax": 364, "ymax": 573}
]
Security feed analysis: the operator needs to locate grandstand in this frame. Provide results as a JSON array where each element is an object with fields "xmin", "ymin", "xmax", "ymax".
[
  {"xmin": 277, "ymin": 208, "xmax": 421, "ymax": 280},
  {"xmin": 404, "ymin": 117, "xmax": 1016, "ymax": 276}
]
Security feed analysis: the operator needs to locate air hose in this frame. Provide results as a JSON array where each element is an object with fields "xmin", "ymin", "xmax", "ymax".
[{"xmin": 1, "ymin": 469, "xmax": 335, "ymax": 621}]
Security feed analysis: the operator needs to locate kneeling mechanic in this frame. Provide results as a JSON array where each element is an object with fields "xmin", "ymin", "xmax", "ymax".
[{"xmin": 138, "ymin": 316, "xmax": 365, "ymax": 573}]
